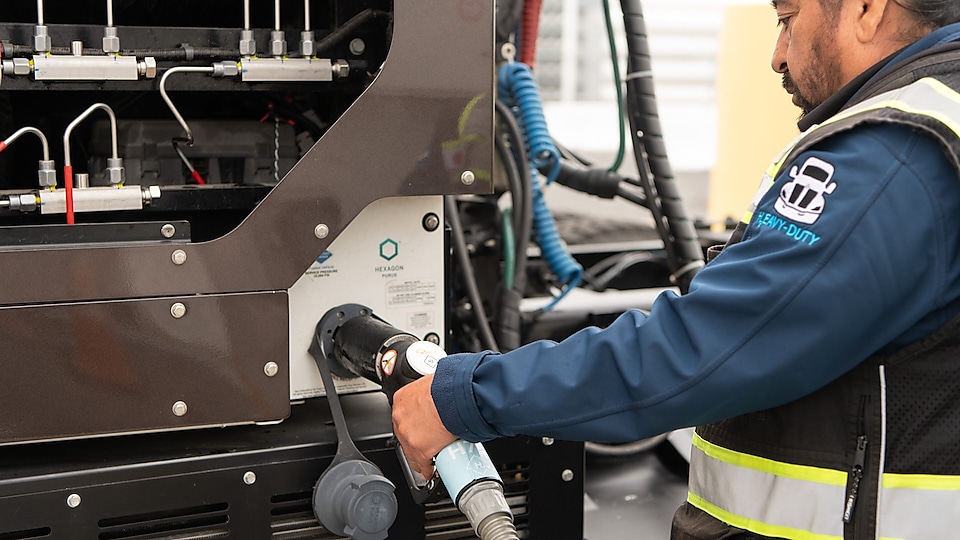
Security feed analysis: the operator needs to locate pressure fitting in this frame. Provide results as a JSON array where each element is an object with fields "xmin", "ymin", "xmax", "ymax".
[
  {"xmin": 102, "ymin": 27, "xmax": 120, "ymax": 54},
  {"xmin": 38, "ymin": 160, "xmax": 56, "ymax": 188},
  {"xmin": 300, "ymin": 31, "xmax": 315, "ymax": 57},
  {"xmin": 270, "ymin": 30, "xmax": 287, "ymax": 57},
  {"xmin": 239, "ymin": 30, "xmax": 257, "ymax": 57},
  {"xmin": 106, "ymin": 157, "xmax": 125, "ymax": 185},
  {"xmin": 34, "ymin": 25, "xmax": 51, "ymax": 53},
  {"xmin": 332, "ymin": 59, "xmax": 350, "ymax": 80},
  {"xmin": 212, "ymin": 61, "xmax": 239, "ymax": 78},
  {"xmin": 4, "ymin": 58, "xmax": 31, "ymax": 76},
  {"xmin": 138, "ymin": 57, "xmax": 157, "ymax": 79}
]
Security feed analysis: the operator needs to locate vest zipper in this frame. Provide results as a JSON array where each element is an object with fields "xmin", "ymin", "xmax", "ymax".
[{"xmin": 843, "ymin": 434, "xmax": 868, "ymax": 523}]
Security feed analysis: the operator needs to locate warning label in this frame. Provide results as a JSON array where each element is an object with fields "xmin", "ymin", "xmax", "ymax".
[{"xmin": 387, "ymin": 280, "xmax": 437, "ymax": 306}]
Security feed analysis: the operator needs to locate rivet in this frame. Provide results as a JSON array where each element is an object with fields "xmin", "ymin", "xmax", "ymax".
[
  {"xmin": 264, "ymin": 362, "xmax": 279, "ymax": 377},
  {"xmin": 161, "ymin": 223, "xmax": 176, "ymax": 238},
  {"xmin": 422, "ymin": 213, "xmax": 440, "ymax": 232},
  {"xmin": 314, "ymin": 224, "xmax": 329, "ymax": 239},
  {"xmin": 561, "ymin": 469, "xmax": 575, "ymax": 482},
  {"xmin": 172, "ymin": 401, "xmax": 188, "ymax": 417},
  {"xmin": 243, "ymin": 471, "xmax": 257, "ymax": 485},
  {"xmin": 460, "ymin": 170, "xmax": 476, "ymax": 186},
  {"xmin": 66, "ymin": 493, "xmax": 81, "ymax": 508},
  {"xmin": 170, "ymin": 303, "xmax": 186, "ymax": 319},
  {"xmin": 171, "ymin": 249, "xmax": 187, "ymax": 265}
]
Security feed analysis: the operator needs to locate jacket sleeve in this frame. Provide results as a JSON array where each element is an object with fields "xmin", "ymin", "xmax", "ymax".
[{"xmin": 432, "ymin": 124, "xmax": 960, "ymax": 443}]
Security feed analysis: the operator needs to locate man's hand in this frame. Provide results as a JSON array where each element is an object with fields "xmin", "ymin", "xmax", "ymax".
[{"xmin": 392, "ymin": 374, "xmax": 457, "ymax": 479}]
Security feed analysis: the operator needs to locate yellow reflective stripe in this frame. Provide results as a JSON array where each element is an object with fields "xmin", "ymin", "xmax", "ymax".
[
  {"xmin": 823, "ymin": 77, "xmax": 960, "ymax": 137},
  {"xmin": 884, "ymin": 472, "xmax": 960, "ymax": 490},
  {"xmin": 687, "ymin": 492, "xmax": 842, "ymax": 540},
  {"xmin": 693, "ymin": 432, "xmax": 847, "ymax": 486}
]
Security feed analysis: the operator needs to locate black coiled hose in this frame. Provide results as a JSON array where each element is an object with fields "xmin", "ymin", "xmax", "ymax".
[{"xmin": 620, "ymin": 0, "xmax": 703, "ymax": 293}]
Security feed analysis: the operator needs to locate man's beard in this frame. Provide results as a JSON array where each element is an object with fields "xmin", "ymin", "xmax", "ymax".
[{"xmin": 782, "ymin": 72, "xmax": 820, "ymax": 118}]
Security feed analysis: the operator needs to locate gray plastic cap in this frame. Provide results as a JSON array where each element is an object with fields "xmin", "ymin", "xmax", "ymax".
[{"xmin": 313, "ymin": 460, "xmax": 397, "ymax": 540}]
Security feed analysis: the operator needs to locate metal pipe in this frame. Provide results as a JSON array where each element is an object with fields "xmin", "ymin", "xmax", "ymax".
[
  {"xmin": 1, "ymin": 127, "xmax": 51, "ymax": 161},
  {"xmin": 304, "ymin": 0, "xmax": 311, "ymax": 31},
  {"xmin": 159, "ymin": 66, "xmax": 215, "ymax": 144},
  {"xmin": 106, "ymin": 0, "xmax": 114, "ymax": 27},
  {"xmin": 275, "ymin": 0, "xmax": 281, "ymax": 31},
  {"xmin": 36, "ymin": 0, "xmax": 44, "ymax": 25},
  {"xmin": 63, "ymin": 103, "xmax": 119, "ymax": 167},
  {"xmin": 244, "ymin": 0, "xmax": 251, "ymax": 30}
]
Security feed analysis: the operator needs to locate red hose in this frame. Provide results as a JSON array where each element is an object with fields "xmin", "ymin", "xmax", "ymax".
[
  {"xmin": 520, "ymin": 0, "xmax": 544, "ymax": 68},
  {"xmin": 63, "ymin": 165, "xmax": 75, "ymax": 224},
  {"xmin": 190, "ymin": 170, "xmax": 207, "ymax": 185}
]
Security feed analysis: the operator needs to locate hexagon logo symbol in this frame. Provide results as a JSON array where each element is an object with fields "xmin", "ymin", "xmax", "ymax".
[{"xmin": 379, "ymin": 239, "xmax": 399, "ymax": 261}]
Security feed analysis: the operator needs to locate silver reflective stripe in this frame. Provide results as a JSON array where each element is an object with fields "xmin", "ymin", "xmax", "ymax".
[
  {"xmin": 824, "ymin": 77, "xmax": 960, "ymax": 137},
  {"xmin": 878, "ymin": 477, "xmax": 960, "ymax": 539},
  {"xmin": 688, "ymin": 435, "xmax": 846, "ymax": 539}
]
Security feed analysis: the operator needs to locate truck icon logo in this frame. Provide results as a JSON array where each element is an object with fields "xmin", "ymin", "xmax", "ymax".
[{"xmin": 774, "ymin": 157, "xmax": 836, "ymax": 225}]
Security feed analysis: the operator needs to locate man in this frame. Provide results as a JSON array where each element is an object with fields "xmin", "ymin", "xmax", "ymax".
[{"xmin": 394, "ymin": 0, "xmax": 960, "ymax": 537}]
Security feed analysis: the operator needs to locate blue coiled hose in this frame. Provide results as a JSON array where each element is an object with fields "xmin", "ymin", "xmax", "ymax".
[{"xmin": 498, "ymin": 62, "xmax": 582, "ymax": 310}]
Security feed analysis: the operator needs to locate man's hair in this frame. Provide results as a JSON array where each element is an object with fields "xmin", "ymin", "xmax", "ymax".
[
  {"xmin": 896, "ymin": 0, "xmax": 960, "ymax": 29},
  {"xmin": 818, "ymin": 0, "xmax": 960, "ymax": 30}
]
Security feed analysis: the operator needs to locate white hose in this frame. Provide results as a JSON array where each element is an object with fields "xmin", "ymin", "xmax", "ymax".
[{"xmin": 63, "ymin": 103, "xmax": 118, "ymax": 167}]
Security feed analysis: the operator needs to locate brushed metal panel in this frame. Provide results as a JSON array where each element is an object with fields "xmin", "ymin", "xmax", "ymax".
[{"xmin": 0, "ymin": 292, "xmax": 289, "ymax": 444}]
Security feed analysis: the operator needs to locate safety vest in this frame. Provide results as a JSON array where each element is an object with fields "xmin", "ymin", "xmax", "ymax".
[{"xmin": 675, "ymin": 48, "xmax": 960, "ymax": 540}]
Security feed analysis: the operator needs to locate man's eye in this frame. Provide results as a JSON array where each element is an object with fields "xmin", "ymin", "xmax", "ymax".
[{"xmin": 777, "ymin": 16, "xmax": 791, "ymax": 28}]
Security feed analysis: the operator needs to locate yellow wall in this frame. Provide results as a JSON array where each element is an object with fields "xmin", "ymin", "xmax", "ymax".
[{"xmin": 708, "ymin": 4, "xmax": 801, "ymax": 226}]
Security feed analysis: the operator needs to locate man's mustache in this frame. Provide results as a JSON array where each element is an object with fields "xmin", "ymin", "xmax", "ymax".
[{"xmin": 782, "ymin": 73, "xmax": 797, "ymax": 94}]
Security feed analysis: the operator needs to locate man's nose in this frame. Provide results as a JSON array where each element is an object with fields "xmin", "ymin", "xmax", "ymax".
[{"xmin": 771, "ymin": 30, "xmax": 788, "ymax": 74}]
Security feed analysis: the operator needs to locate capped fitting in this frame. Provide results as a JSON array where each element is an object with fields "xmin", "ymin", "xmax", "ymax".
[
  {"xmin": 270, "ymin": 30, "xmax": 287, "ymax": 58},
  {"xmin": 74, "ymin": 172, "xmax": 90, "ymax": 189},
  {"xmin": 106, "ymin": 157, "xmax": 125, "ymax": 185},
  {"xmin": 300, "ymin": 31, "xmax": 315, "ymax": 58},
  {"xmin": 103, "ymin": 27, "xmax": 120, "ymax": 54},
  {"xmin": 239, "ymin": 30, "xmax": 257, "ymax": 57},
  {"xmin": 138, "ymin": 57, "xmax": 157, "ymax": 79},
  {"xmin": 213, "ymin": 61, "xmax": 239, "ymax": 78},
  {"xmin": 34, "ymin": 25, "xmax": 51, "ymax": 53},
  {"xmin": 71, "ymin": 41, "xmax": 84, "ymax": 56},
  {"xmin": 37, "ymin": 160, "xmax": 56, "ymax": 188},
  {"xmin": 332, "ymin": 59, "xmax": 350, "ymax": 80},
  {"xmin": 10, "ymin": 193, "xmax": 38, "ymax": 212}
]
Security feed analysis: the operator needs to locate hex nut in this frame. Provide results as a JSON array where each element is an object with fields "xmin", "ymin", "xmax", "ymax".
[
  {"xmin": 103, "ymin": 36, "xmax": 120, "ymax": 54},
  {"xmin": 139, "ymin": 57, "xmax": 157, "ymax": 79},
  {"xmin": 214, "ymin": 61, "xmax": 239, "ymax": 78},
  {"xmin": 332, "ymin": 60, "xmax": 350, "ymax": 79},
  {"xmin": 33, "ymin": 27, "xmax": 51, "ymax": 53},
  {"xmin": 17, "ymin": 194, "xmax": 37, "ymax": 212},
  {"xmin": 37, "ymin": 168, "xmax": 57, "ymax": 188},
  {"xmin": 13, "ymin": 58, "xmax": 31, "ymax": 76},
  {"xmin": 239, "ymin": 30, "xmax": 257, "ymax": 56},
  {"xmin": 270, "ymin": 31, "xmax": 287, "ymax": 57},
  {"xmin": 300, "ymin": 31, "xmax": 315, "ymax": 57}
]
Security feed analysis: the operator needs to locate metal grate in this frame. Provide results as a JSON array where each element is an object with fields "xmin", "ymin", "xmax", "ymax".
[
  {"xmin": 269, "ymin": 491, "xmax": 339, "ymax": 540},
  {"xmin": 97, "ymin": 503, "xmax": 229, "ymax": 540},
  {"xmin": 424, "ymin": 461, "xmax": 531, "ymax": 540},
  {"xmin": 0, "ymin": 527, "xmax": 51, "ymax": 540}
]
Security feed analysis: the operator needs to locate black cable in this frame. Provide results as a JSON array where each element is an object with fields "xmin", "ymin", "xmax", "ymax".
[
  {"xmin": 446, "ymin": 196, "xmax": 500, "ymax": 353},
  {"xmin": 616, "ymin": 184, "xmax": 648, "ymax": 208},
  {"xmin": 620, "ymin": 0, "xmax": 703, "ymax": 293}
]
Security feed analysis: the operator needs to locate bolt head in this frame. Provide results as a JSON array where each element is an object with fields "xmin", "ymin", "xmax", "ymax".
[
  {"xmin": 349, "ymin": 38, "xmax": 366, "ymax": 56},
  {"xmin": 424, "ymin": 333, "xmax": 441, "ymax": 345},
  {"xmin": 66, "ymin": 493, "xmax": 82, "ymax": 508},
  {"xmin": 172, "ymin": 401, "xmax": 188, "ymax": 417},
  {"xmin": 172, "ymin": 249, "xmax": 187, "ymax": 265},
  {"xmin": 561, "ymin": 469, "xmax": 575, "ymax": 482},
  {"xmin": 542, "ymin": 437, "xmax": 555, "ymax": 447},
  {"xmin": 264, "ymin": 362, "xmax": 279, "ymax": 377},
  {"xmin": 161, "ymin": 223, "xmax": 176, "ymax": 238},
  {"xmin": 170, "ymin": 302, "xmax": 186, "ymax": 319},
  {"xmin": 422, "ymin": 213, "xmax": 440, "ymax": 232},
  {"xmin": 243, "ymin": 471, "xmax": 257, "ymax": 485},
  {"xmin": 461, "ymin": 170, "xmax": 476, "ymax": 186},
  {"xmin": 314, "ymin": 224, "xmax": 329, "ymax": 239}
]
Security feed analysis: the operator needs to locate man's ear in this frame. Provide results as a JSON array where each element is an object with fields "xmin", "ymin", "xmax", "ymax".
[{"xmin": 853, "ymin": 0, "xmax": 890, "ymax": 43}]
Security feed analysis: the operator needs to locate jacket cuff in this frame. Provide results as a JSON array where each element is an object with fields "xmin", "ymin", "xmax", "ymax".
[{"xmin": 431, "ymin": 351, "xmax": 501, "ymax": 442}]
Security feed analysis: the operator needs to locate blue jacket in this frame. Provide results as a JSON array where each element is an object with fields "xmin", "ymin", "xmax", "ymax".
[{"xmin": 432, "ymin": 23, "xmax": 960, "ymax": 444}]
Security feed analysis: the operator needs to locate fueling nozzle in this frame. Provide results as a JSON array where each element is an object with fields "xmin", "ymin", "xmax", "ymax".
[{"xmin": 316, "ymin": 304, "xmax": 519, "ymax": 540}]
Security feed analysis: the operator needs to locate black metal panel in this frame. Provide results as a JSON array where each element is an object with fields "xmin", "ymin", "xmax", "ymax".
[
  {"xmin": 0, "ymin": 291, "xmax": 290, "ymax": 444},
  {"xmin": 0, "ymin": 0, "xmax": 494, "ymax": 306},
  {"xmin": 0, "ymin": 220, "xmax": 190, "ymax": 247},
  {"xmin": 0, "ymin": 395, "xmax": 584, "ymax": 539}
]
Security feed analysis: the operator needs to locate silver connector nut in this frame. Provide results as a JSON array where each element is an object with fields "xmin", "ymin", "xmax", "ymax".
[
  {"xmin": 12, "ymin": 58, "xmax": 31, "ymax": 76},
  {"xmin": 34, "ymin": 25, "xmax": 51, "ymax": 53},
  {"xmin": 457, "ymin": 481, "xmax": 512, "ymax": 535},
  {"xmin": 138, "ymin": 57, "xmax": 157, "ymax": 79},
  {"xmin": 239, "ymin": 30, "xmax": 257, "ymax": 57},
  {"xmin": 332, "ymin": 59, "xmax": 350, "ymax": 79},
  {"xmin": 37, "ymin": 160, "xmax": 57, "ymax": 188},
  {"xmin": 213, "ymin": 61, "xmax": 239, "ymax": 78},
  {"xmin": 15, "ymin": 194, "xmax": 38, "ymax": 212},
  {"xmin": 106, "ymin": 158, "xmax": 125, "ymax": 185},
  {"xmin": 300, "ymin": 31, "xmax": 315, "ymax": 58},
  {"xmin": 270, "ymin": 30, "xmax": 287, "ymax": 57},
  {"xmin": 103, "ymin": 27, "xmax": 120, "ymax": 54}
]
